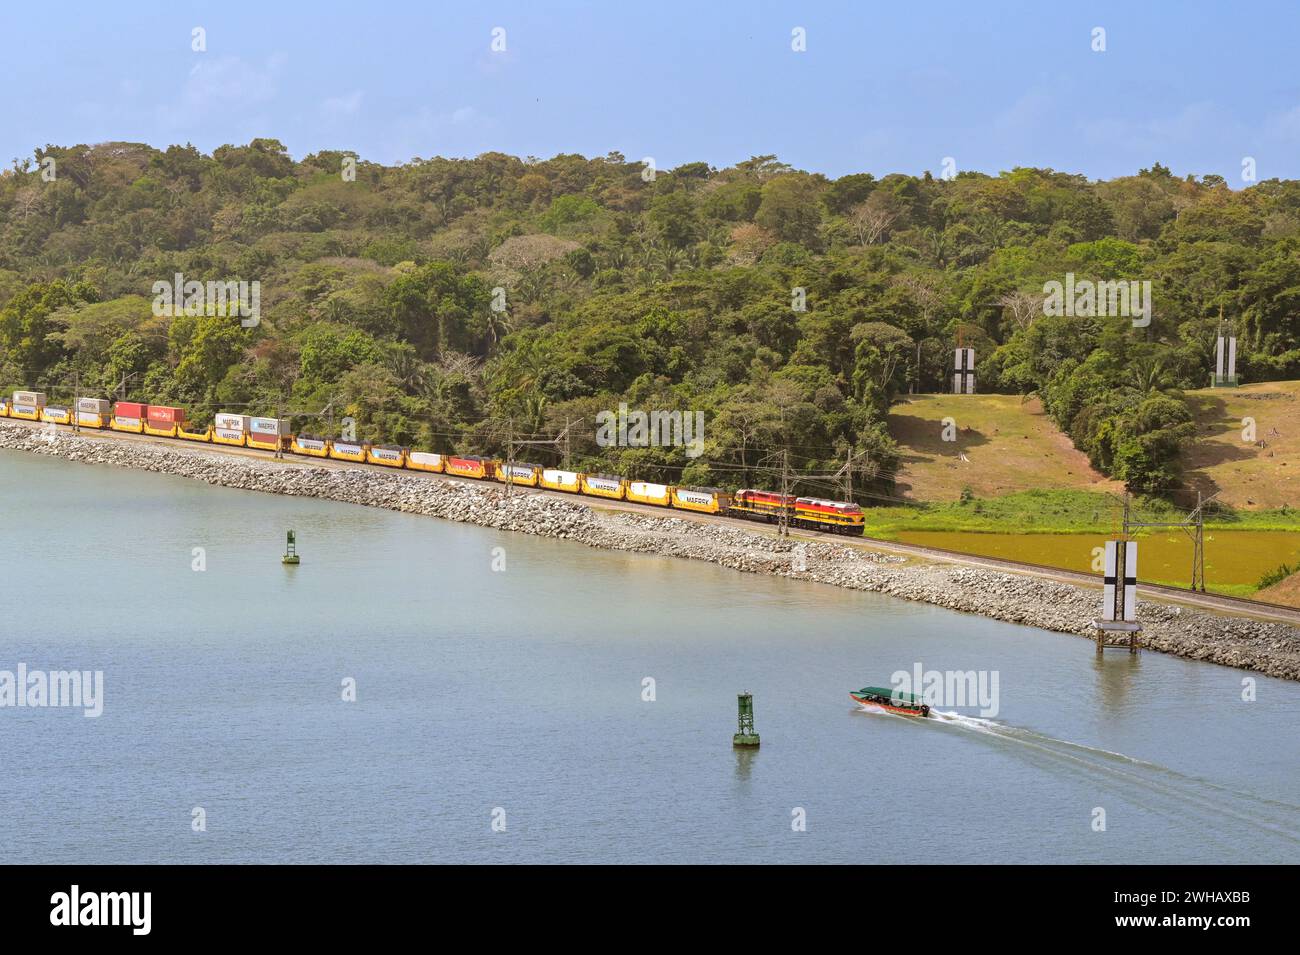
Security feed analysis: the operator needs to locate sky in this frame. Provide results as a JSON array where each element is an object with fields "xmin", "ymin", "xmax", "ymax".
[{"xmin": 4, "ymin": 0, "xmax": 1300, "ymax": 183}]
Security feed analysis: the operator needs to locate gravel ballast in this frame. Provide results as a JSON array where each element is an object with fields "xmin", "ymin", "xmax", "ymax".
[{"xmin": 4, "ymin": 421, "xmax": 1298, "ymax": 681}]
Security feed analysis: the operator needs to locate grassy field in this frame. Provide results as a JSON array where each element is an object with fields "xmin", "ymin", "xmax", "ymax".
[
  {"xmin": 886, "ymin": 394, "xmax": 1122, "ymax": 503},
  {"xmin": 1182, "ymin": 379, "xmax": 1300, "ymax": 510}
]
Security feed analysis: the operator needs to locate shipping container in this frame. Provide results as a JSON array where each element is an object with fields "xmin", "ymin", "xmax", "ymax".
[
  {"xmin": 212, "ymin": 428, "xmax": 246, "ymax": 446},
  {"xmin": 246, "ymin": 431, "xmax": 287, "ymax": 450},
  {"xmin": 13, "ymin": 391, "xmax": 47, "ymax": 408},
  {"xmin": 143, "ymin": 421, "xmax": 178, "ymax": 437},
  {"xmin": 627, "ymin": 480, "xmax": 673, "ymax": 507},
  {"xmin": 40, "ymin": 407, "xmax": 72, "ymax": 425},
  {"xmin": 366, "ymin": 444, "xmax": 407, "ymax": 467},
  {"xmin": 176, "ymin": 424, "xmax": 212, "ymax": 442},
  {"xmin": 215, "ymin": 413, "xmax": 250, "ymax": 432},
  {"xmin": 328, "ymin": 441, "xmax": 367, "ymax": 462},
  {"xmin": 249, "ymin": 416, "xmax": 290, "ymax": 436},
  {"xmin": 671, "ymin": 486, "xmax": 731, "ymax": 514},
  {"xmin": 494, "ymin": 462, "xmax": 541, "ymax": 486},
  {"xmin": 76, "ymin": 397, "xmax": 111, "ymax": 415},
  {"xmin": 446, "ymin": 455, "xmax": 494, "ymax": 479},
  {"xmin": 114, "ymin": 401, "xmax": 147, "ymax": 418},
  {"xmin": 76, "ymin": 411, "xmax": 110, "ymax": 429},
  {"xmin": 291, "ymin": 435, "xmax": 330, "ymax": 457},
  {"xmin": 406, "ymin": 451, "xmax": 445, "ymax": 473},
  {"xmin": 110, "ymin": 416, "xmax": 144, "ymax": 433},
  {"xmin": 0, "ymin": 400, "xmax": 10, "ymax": 417},
  {"xmin": 146, "ymin": 405, "xmax": 185, "ymax": 425},
  {"xmin": 9, "ymin": 405, "xmax": 41, "ymax": 420},
  {"xmin": 580, "ymin": 474, "xmax": 625, "ymax": 499}
]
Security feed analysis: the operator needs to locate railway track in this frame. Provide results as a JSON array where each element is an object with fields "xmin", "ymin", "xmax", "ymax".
[{"xmin": 6, "ymin": 416, "xmax": 1300, "ymax": 627}]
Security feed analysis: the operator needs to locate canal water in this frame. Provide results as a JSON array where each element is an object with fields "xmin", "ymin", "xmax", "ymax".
[{"xmin": 1, "ymin": 449, "xmax": 1297, "ymax": 864}]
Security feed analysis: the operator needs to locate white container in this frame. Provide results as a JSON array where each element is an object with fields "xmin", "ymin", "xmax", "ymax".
[
  {"xmin": 13, "ymin": 391, "xmax": 46, "ymax": 408},
  {"xmin": 76, "ymin": 397, "xmax": 112, "ymax": 414},
  {"xmin": 249, "ymin": 416, "xmax": 290, "ymax": 436},
  {"xmin": 542, "ymin": 469, "xmax": 580, "ymax": 489},
  {"xmin": 408, "ymin": 451, "xmax": 443, "ymax": 468},
  {"xmin": 214, "ymin": 428, "xmax": 244, "ymax": 442},
  {"xmin": 215, "ymin": 413, "xmax": 250, "ymax": 432},
  {"xmin": 584, "ymin": 475, "xmax": 622, "ymax": 493},
  {"xmin": 294, "ymin": 437, "xmax": 327, "ymax": 451},
  {"xmin": 113, "ymin": 416, "xmax": 142, "ymax": 428},
  {"xmin": 630, "ymin": 481, "xmax": 670, "ymax": 498}
]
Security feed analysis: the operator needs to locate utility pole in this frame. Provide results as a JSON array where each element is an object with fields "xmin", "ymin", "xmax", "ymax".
[
  {"xmin": 71, "ymin": 369, "xmax": 80, "ymax": 434},
  {"xmin": 507, "ymin": 418, "xmax": 577, "ymax": 495},
  {"xmin": 505, "ymin": 419, "xmax": 515, "ymax": 497},
  {"xmin": 1118, "ymin": 490, "xmax": 1215, "ymax": 593},
  {"xmin": 778, "ymin": 450, "xmax": 791, "ymax": 537}
]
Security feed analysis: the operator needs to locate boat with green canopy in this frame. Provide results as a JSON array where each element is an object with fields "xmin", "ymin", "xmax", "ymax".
[{"xmin": 850, "ymin": 686, "xmax": 930, "ymax": 717}]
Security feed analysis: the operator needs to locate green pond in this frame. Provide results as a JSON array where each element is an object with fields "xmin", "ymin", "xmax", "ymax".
[{"xmin": 891, "ymin": 529, "xmax": 1300, "ymax": 595}]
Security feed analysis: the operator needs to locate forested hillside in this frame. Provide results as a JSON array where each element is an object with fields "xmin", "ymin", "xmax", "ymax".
[{"xmin": 2, "ymin": 139, "xmax": 1298, "ymax": 500}]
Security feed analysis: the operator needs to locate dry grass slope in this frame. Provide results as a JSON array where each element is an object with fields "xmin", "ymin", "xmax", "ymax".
[
  {"xmin": 886, "ymin": 394, "xmax": 1120, "ymax": 502},
  {"xmin": 1183, "ymin": 380, "xmax": 1300, "ymax": 510}
]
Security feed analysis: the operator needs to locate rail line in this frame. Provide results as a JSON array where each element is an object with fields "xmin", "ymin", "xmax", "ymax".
[{"xmin": 5, "ymin": 416, "xmax": 1299, "ymax": 627}]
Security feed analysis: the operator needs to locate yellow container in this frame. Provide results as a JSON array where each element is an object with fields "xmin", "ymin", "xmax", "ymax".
[
  {"xmin": 11, "ymin": 406, "xmax": 41, "ymax": 421},
  {"xmin": 212, "ymin": 429, "xmax": 246, "ymax": 446},
  {"xmin": 291, "ymin": 436, "xmax": 330, "ymax": 457},
  {"xmin": 406, "ymin": 451, "xmax": 445, "ymax": 473},
  {"xmin": 143, "ymin": 422, "xmax": 178, "ymax": 437},
  {"xmin": 627, "ymin": 481, "xmax": 673, "ymax": 507},
  {"xmin": 580, "ymin": 474, "xmax": 626, "ymax": 499},
  {"xmin": 76, "ymin": 412, "xmax": 110, "ymax": 429},
  {"xmin": 40, "ymin": 408, "xmax": 72, "ymax": 425},
  {"xmin": 367, "ymin": 445, "xmax": 407, "ymax": 468},
  {"xmin": 495, "ymin": 462, "xmax": 541, "ymax": 486},
  {"xmin": 540, "ymin": 468, "xmax": 583, "ymax": 493},
  {"xmin": 110, "ymin": 417, "xmax": 144, "ymax": 433},
  {"xmin": 0, "ymin": 402, "xmax": 8, "ymax": 418},
  {"xmin": 671, "ymin": 487, "xmax": 731, "ymax": 514},
  {"xmin": 328, "ymin": 442, "xmax": 368, "ymax": 462}
]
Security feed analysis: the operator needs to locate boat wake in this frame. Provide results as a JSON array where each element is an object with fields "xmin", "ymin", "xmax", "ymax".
[{"xmin": 856, "ymin": 705, "xmax": 1300, "ymax": 847}]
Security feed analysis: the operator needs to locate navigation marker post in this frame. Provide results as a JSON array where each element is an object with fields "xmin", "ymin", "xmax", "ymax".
[
  {"xmin": 1211, "ymin": 315, "xmax": 1239, "ymax": 388},
  {"xmin": 733, "ymin": 692, "xmax": 760, "ymax": 748},
  {"xmin": 1092, "ymin": 540, "xmax": 1140, "ymax": 653},
  {"xmin": 282, "ymin": 530, "xmax": 300, "ymax": 565},
  {"xmin": 952, "ymin": 347, "xmax": 976, "ymax": 395}
]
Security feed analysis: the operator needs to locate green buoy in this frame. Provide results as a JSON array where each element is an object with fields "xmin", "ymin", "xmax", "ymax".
[
  {"xmin": 733, "ymin": 692, "xmax": 760, "ymax": 748},
  {"xmin": 282, "ymin": 530, "xmax": 300, "ymax": 565}
]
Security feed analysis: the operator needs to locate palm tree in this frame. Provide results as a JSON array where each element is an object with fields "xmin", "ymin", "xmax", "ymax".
[{"xmin": 1130, "ymin": 354, "xmax": 1170, "ymax": 394}]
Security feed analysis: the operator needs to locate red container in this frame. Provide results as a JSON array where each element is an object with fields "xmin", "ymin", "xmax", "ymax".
[
  {"xmin": 115, "ymin": 402, "xmax": 147, "ymax": 418},
  {"xmin": 147, "ymin": 405, "xmax": 185, "ymax": 425}
]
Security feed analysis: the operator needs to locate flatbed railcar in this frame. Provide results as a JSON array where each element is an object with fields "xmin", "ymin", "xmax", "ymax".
[{"xmin": 1, "ymin": 394, "xmax": 869, "ymax": 536}]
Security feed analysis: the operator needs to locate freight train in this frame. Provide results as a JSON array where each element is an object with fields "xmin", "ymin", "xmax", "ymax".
[{"xmin": 0, "ymin": 393, "xmax": 867, "ymax": 535}]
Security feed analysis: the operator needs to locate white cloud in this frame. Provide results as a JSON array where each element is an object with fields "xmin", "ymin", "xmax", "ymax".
[
  {"xmin": 321, "ymin": 90, "xmax": 364, "ymax": 118},
  {"xmin": 157, "ymin": 54, "xmax": 284, "ymax": 129}
]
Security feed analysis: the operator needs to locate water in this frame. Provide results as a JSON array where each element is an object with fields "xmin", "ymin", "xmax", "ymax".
[{"xmin": 1, "ymin": 449, "xmax": 1298, "ymax": 864}]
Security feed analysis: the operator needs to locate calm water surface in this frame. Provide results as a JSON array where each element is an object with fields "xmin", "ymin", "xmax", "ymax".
[{"xmin": 1, "ymin": 449, "xmax": 1297, "ymax": 863}]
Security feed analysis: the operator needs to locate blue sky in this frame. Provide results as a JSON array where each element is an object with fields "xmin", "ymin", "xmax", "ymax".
[{"xmin": 5, "ymin": 0, "xmax": 1300, "ymax": 182}]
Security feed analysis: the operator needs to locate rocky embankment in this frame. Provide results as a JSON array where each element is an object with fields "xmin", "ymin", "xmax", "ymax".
[{"xmin": 4, "ymin": 420, "xmax": 1299, "ymax": 681}]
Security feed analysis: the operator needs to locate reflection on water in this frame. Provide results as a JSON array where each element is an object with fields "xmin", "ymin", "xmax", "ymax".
[{"xmin": 1, "ymin": 449, "xmax": 1297, "ymax": 864}]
